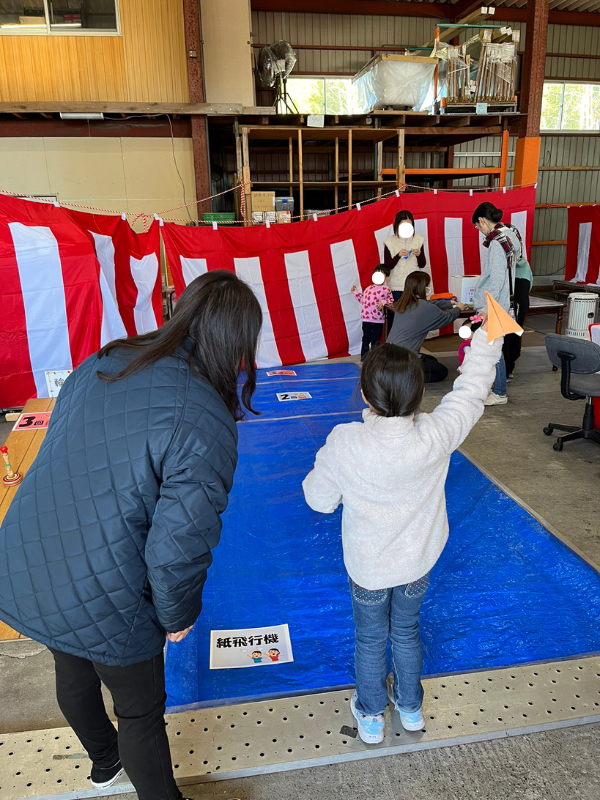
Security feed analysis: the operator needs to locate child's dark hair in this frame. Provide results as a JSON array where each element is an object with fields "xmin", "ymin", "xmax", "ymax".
[
  {"xmin": 472, "ymin": 202, "xmax": 503, "ymax": 225},
  {"xmin": 252, "ymin": 651, "xmax": 262, "ymax": 657},
  {"xmin": 269, "ymin": 648, "xmax": 280, "ymax": 654},
  {"xmin": 361, "ymin": 343, "xmax": 424, "ymax": 418},
  {"xmin": 393, "ymin": 210, "xmax": 415, "ymax": 237},
  {"xmin": 373, "ymin": 264, "xmax": 391, "ymax": 279}
]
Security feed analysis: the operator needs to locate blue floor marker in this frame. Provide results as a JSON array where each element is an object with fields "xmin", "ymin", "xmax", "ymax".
[{"xmin": 165, "ymin": 364, "xmax": 600, "ymax": 709}]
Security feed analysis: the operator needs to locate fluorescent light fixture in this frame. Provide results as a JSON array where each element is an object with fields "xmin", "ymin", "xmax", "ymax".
[
  {"xmin": 51, "ymin": 23, "xmax": 82, "ymax": 28},
  {"xmin": 60, "ymin": 112, "xmax": 105, "ymax": 120}
]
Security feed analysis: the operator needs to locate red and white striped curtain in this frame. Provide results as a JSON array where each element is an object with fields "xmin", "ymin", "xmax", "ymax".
[
  {"xmin": 163, "ymin": 187, "xmax": 535, "ymax": 368},
  {"xmin": 0, "ymin": 188, "xmax": 534, "ymax": 408},
  {"xmin": 0, "ymin": 198, "xmax": 161, "ymax": 408}
]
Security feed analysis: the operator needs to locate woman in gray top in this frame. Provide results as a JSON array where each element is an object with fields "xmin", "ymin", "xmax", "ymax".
[
  {"xmin": 472, "ymin": 202, "xmax": 522, "ymax": 406},
  {"xmin": 386, "ymin": 271, "xmax": 466, "ymax": 383}
]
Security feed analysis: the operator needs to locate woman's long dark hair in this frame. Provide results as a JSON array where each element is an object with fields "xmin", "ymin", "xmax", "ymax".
[
  {"xmin": 97, "ymin": 271, "xmax": 263, "ymax": 421},
  {"xmin": 472, "ymin": 202, "xmax": 503, "ymax": 225},
  {"xmin": 393, "ymin": 209, "xmax": 415, "ymax": 238},
  {"xmin": 395, "ymin": 270, "xmax": 431, "ymax": 314}
]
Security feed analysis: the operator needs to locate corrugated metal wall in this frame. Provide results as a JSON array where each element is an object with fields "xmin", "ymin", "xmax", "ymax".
[{"xmin": 251, "ymin": 11, "xmax": 600, "ymax": 280}]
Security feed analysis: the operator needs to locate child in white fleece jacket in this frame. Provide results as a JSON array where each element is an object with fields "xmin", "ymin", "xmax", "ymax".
[{"xmin": 302, "ymin": 323, "xmax": 501, "ymax": 745}]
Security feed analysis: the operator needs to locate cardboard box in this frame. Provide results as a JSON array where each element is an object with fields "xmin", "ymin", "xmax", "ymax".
[
  {"xmin": 251, "ymin": 191, "xmax": 275, "ymax": 212},
  {"xmin": 450, "ymin": 275, "xmax": 479, "ymax": 305},
  {"xmin": 276, "ymin": 211, "xmax": 292, "ymax": 224}
]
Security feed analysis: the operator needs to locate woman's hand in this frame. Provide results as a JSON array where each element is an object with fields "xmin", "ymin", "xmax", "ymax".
[
  {"xmin": 398, "ymin": 249, "xmax": 410, "ymax": 257},
  {"xmin": 412, "ymin": 248, "xmax": 421, "ymax": 257},
  {"xmin": 453, "ymin": 302, "xmax": 468, "ymax": 311},
  {"xmin": 166, "ymin": 626, "xmax": 193, "ymax": 643},
  {"xmin": 480, "ymin": 312, "xmax": 488, "ymax": 331}
]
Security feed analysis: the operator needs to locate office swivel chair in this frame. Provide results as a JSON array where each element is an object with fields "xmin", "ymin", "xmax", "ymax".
[{"xmin": 543, "ymin": 333, "xmax": 600, "ymax": 452}]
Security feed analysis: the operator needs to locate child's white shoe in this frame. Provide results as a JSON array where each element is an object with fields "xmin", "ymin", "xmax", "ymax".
[
  {"xmin": 350, "ymin": 691, "xmax": 385, "ymax": 744},
  {"xmin": 398, "ymin": 707, "xmax": 425, "ymax": 731},
  {"xmin": 387, "ymin": 675, "xmax": 425, "ymax": 731}
]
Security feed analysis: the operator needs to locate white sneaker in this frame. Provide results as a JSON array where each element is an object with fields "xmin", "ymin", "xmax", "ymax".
[
  {"xmin": 350, "ymin": 691, "xmax": 385, "ymax": 744},
  {"xmin": 484, "ymin": 392, "xmax": 508, "ymax": 406}
]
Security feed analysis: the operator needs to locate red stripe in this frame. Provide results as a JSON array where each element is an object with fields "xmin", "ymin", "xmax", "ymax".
[{"xmin": 0, "ymin": 218, "xmax": 36, "ymax": 407}]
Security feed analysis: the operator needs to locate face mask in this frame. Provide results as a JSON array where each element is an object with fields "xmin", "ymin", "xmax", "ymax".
[{"xmin": 397, "ymin": 221, "xmax": 414, "ymax": 239}]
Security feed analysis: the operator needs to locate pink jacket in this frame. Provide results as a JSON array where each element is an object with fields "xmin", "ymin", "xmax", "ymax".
[{"xmin": 353, "ymin": 284, "xmax": 394, "ymax": 323}]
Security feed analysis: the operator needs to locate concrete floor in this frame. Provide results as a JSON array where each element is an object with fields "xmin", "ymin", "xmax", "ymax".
[{"xmin": 1, "ymin": 313, "xmax": 600, "ymax": 799}]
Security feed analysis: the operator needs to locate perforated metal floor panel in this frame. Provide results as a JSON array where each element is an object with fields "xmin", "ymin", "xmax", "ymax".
[{"xmin": 2, "ymin": 655, "xmax": 600, "ymax": 800}]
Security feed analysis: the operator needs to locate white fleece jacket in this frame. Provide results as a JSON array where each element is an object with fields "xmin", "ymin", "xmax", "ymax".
[{"xmin": 302, "ymin": 329, "xmax": 502, "ymax": 590}]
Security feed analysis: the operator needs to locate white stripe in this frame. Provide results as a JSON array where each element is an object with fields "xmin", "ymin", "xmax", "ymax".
[
  {"xmin": 374, "ymin": 224, "xmax": 393, "ymax": 263},
  {"xmin": 479, "ymin": 230, "xmax": 487, "ymax": 272},
  {"xmin": 284, "ymin": 250, "xmax": 328, "ymax": 363},
  {"xmin": 130, "ymin": 253, "xmax": 159, "ymax": 334},
  {"xmin": 90, "ymin": 231, "xmax": 127, "ymax": 346},
  {"xmin": 510, "ymin": 211, "xmax": 528, "ymax": 261},
  {"xmin": 330, "ymin": 239, "xmax": 362, "ymax": 356},
  {"xmin": 444, "ymin": 218, "xmax": 465, "ymax": 289},
  {"xmin": 575, "ymin": 222, "xmax": 592, "ymax": 283},
  {"xmin": 234, "ymin": 256, "xmax": 281, "ymax": 368},
  {"xmin": 10, "ymin": 222, "xmax": 72, "ymax": 397},
  {"xmin": 180, "ymin": 256, "xmax": 208, "ymax": 286}
]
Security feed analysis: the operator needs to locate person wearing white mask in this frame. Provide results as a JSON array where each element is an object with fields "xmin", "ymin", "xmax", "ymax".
[{"xmin": 383, "ymin": 210, "xmax": 427, "ymax": 303}]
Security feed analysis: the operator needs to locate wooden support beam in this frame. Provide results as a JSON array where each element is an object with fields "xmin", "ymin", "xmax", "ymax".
[
  {"xmin": 443, "ymin": 116, "xmax": 472, "ymax": 128},
  {"xmin": 397, "ymin": 129, "xmax": 405, "ymax": 191},
  {"xmin": 0, "ymin": 101, "xmax": 272, "ymax": 115},
  {"xmin": 298, "ymin": 128, "xmax": 304, "ymax": 220},
  {"xmin": 499, "ymin": 127, "xmax": 509, "ymax": 189},
  {"xmin": 514, "ymin": 0, "xmax": 549, "ymax": 188},
  {"xmin": 242, "ymin": 126, "xmax": 253, "ymax": 225},
  {"xmin": 251, "ymin": 1, "xmax": 453, "ymax": 19},
  {"xmin": 348, "ymin": 128, "xmax": 353, "ymax": 208}
]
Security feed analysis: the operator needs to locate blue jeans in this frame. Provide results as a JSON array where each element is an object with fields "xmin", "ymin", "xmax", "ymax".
[
  {"xmin": 350, "ymin": 575, "xmax": 429, "ymax": 717},
  {"xmin": 492, "ymin": 351, "xmax": 507, "ymax": 397}
]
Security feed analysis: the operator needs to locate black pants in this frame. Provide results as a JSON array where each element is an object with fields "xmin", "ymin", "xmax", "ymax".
[
  {"xmin": 502, "ymin": 277, "xmax": 530, "ymax": 376},
  {"xmin": 361, "ymin": 322, "xmax": 384, "ymax": 360},
  {"xmin": 51, "ymin": 649, "xmax": 182, "ymax": 800},
  {"xmin": 421, "ymin": 353, "xmax": 448, "ymax": 383},
  {"xmin": 386, "ymin": 290, "xmax": 403, "ymax": 329}
]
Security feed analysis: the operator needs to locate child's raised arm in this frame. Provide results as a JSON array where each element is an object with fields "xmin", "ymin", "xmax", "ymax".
[
  {"xmin": 303, "ymin": 430, "xmax": 342, "ymax": 513},
  {"xmin": 424, "ymin": 326, "xmax": 501, "ymax": 454},
  {"xmin": 351, "ymin": 285, "xmax": 363, "ymax": 304}
]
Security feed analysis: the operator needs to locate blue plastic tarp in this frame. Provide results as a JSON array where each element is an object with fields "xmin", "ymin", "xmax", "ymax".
[{"xmin": 165, "ymin": 364, "xmax": 600, "ymax": 709}]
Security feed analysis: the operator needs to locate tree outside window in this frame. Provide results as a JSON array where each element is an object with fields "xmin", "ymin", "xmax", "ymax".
[
  {"xmin": 284, "ymin": 78, "xmax": 361, "ymax": 115},
  {"xmin": 541, "ymin": 81, "xmax": 600, "ymax": 131}
]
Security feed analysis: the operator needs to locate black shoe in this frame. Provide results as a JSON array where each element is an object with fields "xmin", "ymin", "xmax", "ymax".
[{"xmin": 90, "ymin": 760, "xmax": 124, "ymax": 789}]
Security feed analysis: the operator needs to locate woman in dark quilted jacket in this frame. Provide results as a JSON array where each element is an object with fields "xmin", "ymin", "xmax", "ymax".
[{"xmin": 0, "ymin": 271, "xmax": 262, "ymax": 800}]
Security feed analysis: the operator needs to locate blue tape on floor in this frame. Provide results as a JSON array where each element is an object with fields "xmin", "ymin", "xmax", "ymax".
[{"xmin": 165, "ymin": 364, "xmax": 600, "ymax": 709}]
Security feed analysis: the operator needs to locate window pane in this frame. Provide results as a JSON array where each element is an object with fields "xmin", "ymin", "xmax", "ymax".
[
  {"xmin": 540, "ymin": 83, "xmax": 563, "ymax": 130},
  {"xmin": 0, "ymin": 0, "xmax": 46, "ymax": 30},
  {"xmin": 285, "ymin": 78, "xmax": 325, "ymax": 114},
  {"xmin": 562, "ymin": 83, "xmax": 600, "ymax": 131},
  {"xmin": 48, "ymin": 0, "xmax": 118, "ymax": 32},
  {"xmin": 325, "ymin": 79, "xmax": 361, "ymax": 115}
]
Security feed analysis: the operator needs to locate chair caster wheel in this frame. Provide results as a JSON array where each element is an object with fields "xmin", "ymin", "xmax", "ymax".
[
  {"xmin": 543, "ymin": 427, "xmax": 553, "ymax": 436},
  {"xmin": 553, "ymin": 440, "xmax": 563, "ymax": 452}
]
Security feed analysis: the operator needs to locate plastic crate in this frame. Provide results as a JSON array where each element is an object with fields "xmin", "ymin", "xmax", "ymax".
[{"xmin": 202, "ymin": 213, "xmax": 236, "ymax": 223}]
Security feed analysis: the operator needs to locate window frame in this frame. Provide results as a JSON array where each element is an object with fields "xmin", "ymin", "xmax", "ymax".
[
  {"xmin": 0, "ymin": 0, "xmax": 121, "ymax": 37},
  {"xmin": 541, "ymin": 79, "xmax": 600, "ymax": 133}
]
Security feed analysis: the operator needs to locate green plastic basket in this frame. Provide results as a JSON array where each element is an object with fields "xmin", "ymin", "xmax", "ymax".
[{"xmin": 202, "ymin": 213, "xmax": 236, "ymax": 223}]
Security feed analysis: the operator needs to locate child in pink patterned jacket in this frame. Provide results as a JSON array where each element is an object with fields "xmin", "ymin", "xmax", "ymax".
[{"xmin": 352, "ymin": 265, "xmax": 394, "ymax": 362}]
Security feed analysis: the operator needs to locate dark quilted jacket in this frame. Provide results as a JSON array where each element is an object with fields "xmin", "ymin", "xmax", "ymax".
[{"xmin": 0, "ymin": 340, "xmax": 238, "ymax": 666}]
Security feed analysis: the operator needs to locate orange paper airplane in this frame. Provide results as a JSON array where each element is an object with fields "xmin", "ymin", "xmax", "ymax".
[{"xmin": 485, "ymin": 291, "xmax": 523, "ymax": 343}]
